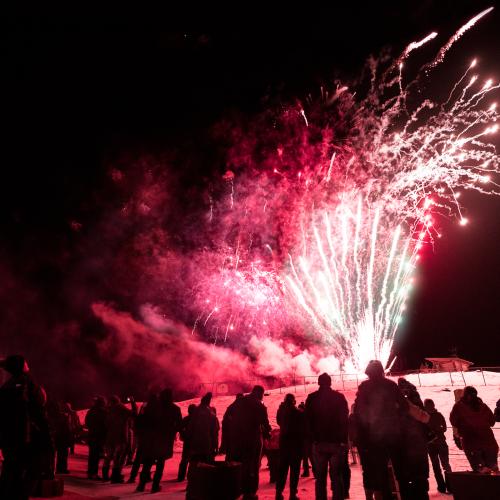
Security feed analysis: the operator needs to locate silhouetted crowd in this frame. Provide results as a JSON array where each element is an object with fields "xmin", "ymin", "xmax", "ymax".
[{"xmin": 0, "ymin": 355, "xmax": 499, "ymax": 500}]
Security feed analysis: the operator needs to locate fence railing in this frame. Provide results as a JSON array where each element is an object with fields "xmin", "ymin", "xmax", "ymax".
[{"xmin": 194, "ymin": 366, "xmax": 500, "ymax": 396}]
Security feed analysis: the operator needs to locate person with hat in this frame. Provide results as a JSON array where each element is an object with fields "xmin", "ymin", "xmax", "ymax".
[
  {"xmin": 353, "ymin": 360, "xmax": 409, "ymax": 500},
  {"xmin": 85, "ymin": 396, "xmax": 108, "ymax": 479},
  {"xmin": 305, "ymin": 372, "xmax": 349, "ymax": 500},
  {"xmin": 0, "ymin": 355, "xmax": 51, "ymax": 500}
]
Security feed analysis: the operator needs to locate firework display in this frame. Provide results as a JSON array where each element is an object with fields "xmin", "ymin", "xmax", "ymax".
[{"xmin": 191, "ymin": 7, "xmax": 499, "ymax": 371}]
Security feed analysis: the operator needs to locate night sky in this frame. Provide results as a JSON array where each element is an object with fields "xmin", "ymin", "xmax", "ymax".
[{"xmin": 3, "ymin": 2, "xmax": 500, "ymax": 402}]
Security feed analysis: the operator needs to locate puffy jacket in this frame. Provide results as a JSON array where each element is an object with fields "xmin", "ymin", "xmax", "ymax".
[
  {"xmin": 450, "ymin": 399, "xmax": 498, "ymax": 453},
  {"xmin": 305, "ymin": 387, "xmax": 348, "ymax": 444},
  {"xmin": 276, "ymin": 402, "xmax": 305, "ymax": 453},
  {"xmin": 353, "ymin": 377, "xmax": 408, "ymax": 447}
]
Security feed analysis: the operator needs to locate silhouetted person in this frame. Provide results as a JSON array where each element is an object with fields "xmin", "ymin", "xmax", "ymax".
[
  {"xmin": 128, "ymin": 392, "xmax": 157, "ymax": 484},
  {"xmin": 65, "ymin": 402, "xmax": 81, "ymax": 454},
  {"xmin": 424, "ymin": 399, "xmax": 451, "ymax": 494},
  {"xmin": 263, "ymin": 427, "xmax": 280, "ymax": 483},
  {"xmin": 450, "ymin": 386, "xmax": 499, "ymax": 472},
  {"xmin": 186, "ymin": 392, "xmax": 219, "ymax": 465},
  {"xmin": 398, "ymin": 378, "xmax": 424, "ymax": 408},
  {"xmin": 353, "ymin": 360, "xmax": 408, "ymax": 500},
  {"xmin": 398, "ymin": 381, "xmax": 430, "ymax": 499},
  {"xmin": 85, "ymin": 396, "xmax": 108, "ymax": 479},
  {"xmin": 229, "ymin": 385, "xmax": 271, "ymax": 500},
  {"xmin": 103, "ymin": 395, "xmax": 137, "ymax": 483},
  {"xmin": 50, "ymin": 401, "xmax": 73, "ymax": 474},
  {"xmin": 221, "ymin": 392, "xmax": 243, "ymax": 459},
  {"xmin": 136, "ymin": 388, "xmax": 182, "ymax": 493},
  {"xmin": 305, "ymin": 373, "xmax": 348, "ymax": 500},
  {"xmin": 298, "ymin": 401, "xmax": 313, "ymax": 478},
  {"xmin": 177, "ymin": 403, "xmax": 197, "ymax": 481},
  {"xmin": 276, "ymin": 394, "xmax": 305, "ymax": 500},
  {"xmin": 494, "ymin": 399, "xmax": 500, "ymax": 423},
  {"xmin": 0, "ymin": 355, "xmax": 51, "ymax": 500}
]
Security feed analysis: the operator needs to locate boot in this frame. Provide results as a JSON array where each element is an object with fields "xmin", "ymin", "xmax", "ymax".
[
  {"xmin": 151, "ymin": 483, "xmax": 162, "ymax": 493},
  {"xmin": 110, "ymin": 469, "xmax": 125, "ymax": 483}
]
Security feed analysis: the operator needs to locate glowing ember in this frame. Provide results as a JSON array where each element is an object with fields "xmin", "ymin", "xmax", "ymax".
[{"xmin": 193, "ymin": 7, "xmax": 499, "ymax": 371}]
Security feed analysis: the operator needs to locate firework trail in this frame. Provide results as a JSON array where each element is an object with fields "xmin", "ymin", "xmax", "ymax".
[{"xmin": 194, "ymin": 7, "xmax": 499, "ymax": 371}]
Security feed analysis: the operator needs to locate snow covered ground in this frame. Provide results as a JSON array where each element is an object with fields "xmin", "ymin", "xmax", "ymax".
[{"xmin": 63, "ymin": 371, "xmax": 500, "ymax": 499}]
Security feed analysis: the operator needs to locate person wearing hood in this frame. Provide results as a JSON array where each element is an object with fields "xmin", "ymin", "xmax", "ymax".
[
  {"xmin": 275, "ymin": 393, "xmax": 305, "ymax": 500},
  {"xmin": 450, "ymin": 386, "xmax": 498, "ymax": 472},
  {"xmin": 136, "ymin": 388, "xmax": 182, "ymax": 493},
  {"xmin": 85, "ymin": 396, "xmax": 108, "ymax": 480},
  {"xmin": 186, "ymin": 392, "xmax": 219, "ymax": 464},
  {"xmin": 353, "ymin": 360, "xmax": 408, "ymax": 500},
  {"xmin": 305, "ymin": 372, "xmax": 349, "ymax": 500},
  {"xmin": 424, "ymin": 399, "xmax": 451, "ymax": 494},
  {"xmin": 0, "ymin": 355, "xmax": 51, "ymax": 500},
  {"xmin": 229, "ymin": 385, "xmax": 272, "ymax": 500}
]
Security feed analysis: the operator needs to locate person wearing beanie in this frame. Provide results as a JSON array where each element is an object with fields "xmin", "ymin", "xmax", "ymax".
[
  {"xmin": 305, "ymin": 373, "xmax": 349, "ymax": 500},
  {"xmin": 353, "ymin": 360, "xmax": 408, "ymax": 500}
]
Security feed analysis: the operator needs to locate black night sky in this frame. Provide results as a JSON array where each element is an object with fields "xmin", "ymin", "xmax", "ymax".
[{"xmin": 3, "ymin": 2, "xmax": 500, "ymax": 402}]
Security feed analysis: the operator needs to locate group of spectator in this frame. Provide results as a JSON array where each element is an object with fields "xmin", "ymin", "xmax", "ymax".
[{"xmin": 0, "ymin": 354, "xmax": 499, "ymax": 500}]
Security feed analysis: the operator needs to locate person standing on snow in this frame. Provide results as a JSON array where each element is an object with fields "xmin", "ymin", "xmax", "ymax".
[
  {"xmin": 306, "ymin": 372, "xmax": 349, "ymax": 500},
  {"xmin": 450, "ymin": 386, "xmax": 498, "ymax": 473},
  {"xmin": 275, "ymin": 393, "xmax": 305, "ymax": 500},
  {"xmin": 423, "ymin": 399, "xmax": 451, "ymax": 494},
  {"xmin": 136, "ymin": 388, "xmax": 182, "ymax": 494},
  {"xmin": 85, "ymin": 396, "xmax": 108, "ymax": 480},
  {"xmin": 353, "ymin": 360, "xmax": 408, "ymax": 500},
  {"xmin": 229, "ymin": 385, "xmax": 271, "ymax": 500}
]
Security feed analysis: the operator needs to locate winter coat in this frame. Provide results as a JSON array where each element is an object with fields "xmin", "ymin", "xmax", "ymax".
[
  {"xmin": 105, "ymin": 403, "xmax": 134, "ymax": 448},
  {"xmin": 51, "ymin": 409, "xmax": 73, "ymax": 448},
  {"xmin": 494, "ymin": 403, "xmax": 500, "ymax": 423},
  {"xmin": 426, "ymin": 409, "xmax": 447, "ymax": 445},
  {"xmin": 141, "ymin": 400, "xmax": 182, "ymax": 460},
  {"xmin": 85, "ymin": 406, "xmax": 108, "ymax": 445},
  {"xmin": 0, "ymin": 373, "xmax": 50, "ymax": 451},
  {"xmin": 450, "ymin": 399, "xmax": 498, "ymax": 453},
  {"xmin": 186, "ymin": 404, "xmax": 219, "ymax": 458},
  {"xmin": 353, "ymin": 377, "xmax": 408, "ymax": 447},
  {"xmin": 229, "ymin": 394, "xmax": 271, "ymax": 453},
  {"xmin": 67, "ymin": 409, "xmax": 82, "ymax": 438},
  {"xmin": 276, "ymin": 402, "xmax": 305, "ymax": 454},
  {"xmin": 305, "ymin": 387, "xmax": 348, "ymax": 444},
  {"xmin": 221, "ymin": 398, "xmax": 239, "ymax": 454},
  {"xmin": 398, "ymin": 408, "xmax": 430, "ymax": 483}
]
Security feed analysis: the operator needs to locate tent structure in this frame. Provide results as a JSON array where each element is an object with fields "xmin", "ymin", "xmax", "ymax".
[{"xmin": 422, "ymin": 357, "xmax": 473, "ymax": 372}]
